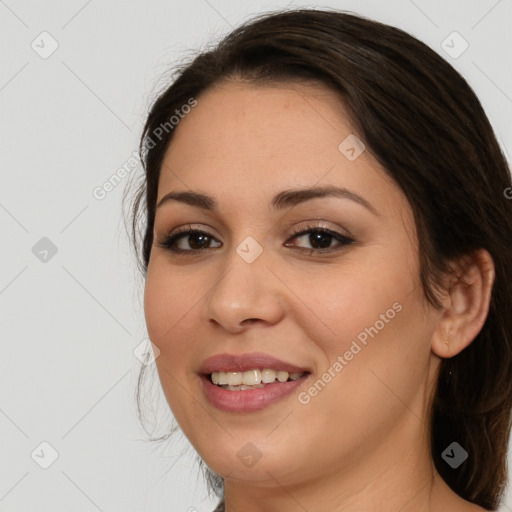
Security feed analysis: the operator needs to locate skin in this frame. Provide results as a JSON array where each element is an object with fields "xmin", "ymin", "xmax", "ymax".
[{"xmin": 144, "ymin": 79, "xmax": 494, "ymax": 512}]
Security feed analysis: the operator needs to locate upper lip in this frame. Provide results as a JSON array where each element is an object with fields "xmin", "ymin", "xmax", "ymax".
[{"xmin": 198, "ymin": 352, "xmax": 311, "ymax": 375}]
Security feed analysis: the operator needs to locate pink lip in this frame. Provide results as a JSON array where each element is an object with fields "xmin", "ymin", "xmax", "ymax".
[
  {"xmin": 198, "ymin": 352, "xmax": 310, "ymax": 374},
  {"xmin": 200, "ymin": 373, "xmax": 310, "ymax": 413},
  {"xmin": 197, "ymin": 352, "xmax": 311, "ymax": 413}
]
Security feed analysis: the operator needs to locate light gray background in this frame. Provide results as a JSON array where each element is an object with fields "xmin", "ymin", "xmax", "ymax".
[{"xmin": 1, "ymin": 1, "xmax": 511, "ymax": 511}]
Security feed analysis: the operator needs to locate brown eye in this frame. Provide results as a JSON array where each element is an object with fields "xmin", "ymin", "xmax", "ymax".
[
  {"xmin": 158, "ymin": 229, "xmax": 222, "ymax": 253},
  {"xmin": 157, "ymin": 226, "xmax": 354, "ymax": 255},
  {"xmin": 285, "ymin": 227, "xmax": 354, "ymax": 253}
]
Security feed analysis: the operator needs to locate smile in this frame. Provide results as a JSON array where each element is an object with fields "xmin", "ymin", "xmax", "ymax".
[
  {"xmin": 198, "ymin": 352, "xmax": 312, "ymax": 412},
  {"xmin": 201, "ymin": 373, "xmax": 310, "ymax": 412},
  {"xmin": 211, "ymin": 368, "xmax": 306, "ymax": 389}
]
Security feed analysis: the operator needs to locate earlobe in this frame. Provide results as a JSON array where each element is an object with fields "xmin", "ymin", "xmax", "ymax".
[{"xmin": 431, "ymin": 248, "xmax": 495, "ymax": 359}]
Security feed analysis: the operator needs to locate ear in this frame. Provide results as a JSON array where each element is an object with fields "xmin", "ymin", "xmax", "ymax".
[{"xmin": 431, "ymin": 248, "xmax": 495, "ymax": 358}]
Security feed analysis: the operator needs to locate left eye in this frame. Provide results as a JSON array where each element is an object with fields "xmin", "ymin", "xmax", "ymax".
[
  {"xmin": 286, "ymin": 227, "xmax": 354, "ymax": 253},
  {"xmin": 157, "ymin": 227, "xmax": 354, "ymax": 254}
]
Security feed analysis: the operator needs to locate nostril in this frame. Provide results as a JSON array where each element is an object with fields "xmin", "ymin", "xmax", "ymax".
[{"xmin": 241, "ymin": 318, "xmax": 260, "ymax": 325}]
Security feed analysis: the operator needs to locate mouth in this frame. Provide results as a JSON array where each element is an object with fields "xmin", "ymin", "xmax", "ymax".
[
  {"xmin": 209, "ymin": 368, "xmax": 307, "ymax": 390},
  {"xmin": 198, "ymin": 352, "xmax": 312, "ymax": 412}
]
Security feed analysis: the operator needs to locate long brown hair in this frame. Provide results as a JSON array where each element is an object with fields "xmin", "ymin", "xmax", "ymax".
[{"xmin": 124, "ymin": 8, "xmax": 512, "ymax": 510}]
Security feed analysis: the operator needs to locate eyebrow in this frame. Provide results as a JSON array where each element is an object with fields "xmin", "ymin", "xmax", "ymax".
[{"xmin": 156, "ymin": 185, "xmax": 379, "ymax": 216}]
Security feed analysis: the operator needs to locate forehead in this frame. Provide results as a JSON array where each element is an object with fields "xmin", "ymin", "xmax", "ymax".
[
  {"xmin": 157, "ymin": 80, "xmax": 408, "ymax": 218},
  {"xmin": 165, "ymin": 80, "xmax": 354, "ymax": 162}
]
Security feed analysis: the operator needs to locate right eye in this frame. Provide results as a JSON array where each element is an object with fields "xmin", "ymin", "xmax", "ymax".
[{"xmin": 157, "ymin": 227, "xmax": 222, "ymax": 254}]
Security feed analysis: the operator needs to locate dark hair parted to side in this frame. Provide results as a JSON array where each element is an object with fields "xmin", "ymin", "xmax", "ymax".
[{"xmin": 125, "ymin": 8, "xmax": 512, "ymax": 510}]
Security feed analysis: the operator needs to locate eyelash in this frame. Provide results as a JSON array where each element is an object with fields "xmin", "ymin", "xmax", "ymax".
[{"xmin": 156, "ymin": 222, "xmax": 355, "ymax": 256}]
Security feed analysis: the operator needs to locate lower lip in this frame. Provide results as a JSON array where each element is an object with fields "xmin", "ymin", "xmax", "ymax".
[{"xmin": 200, "ymin": 374, "xmax": 309, "ymax": 413}]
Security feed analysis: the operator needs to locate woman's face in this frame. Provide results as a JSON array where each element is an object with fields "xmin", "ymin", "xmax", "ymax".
[{"xmin": 144, "ymin": 80, "xmax": 444, "ymax": 488}]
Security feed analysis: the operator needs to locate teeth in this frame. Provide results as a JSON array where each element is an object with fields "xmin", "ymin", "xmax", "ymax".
[
  {"xmin": 242, "ymin": 369, "xmax": 261, "ymax": 386},
  {"xmin": 224, "ymin": 383, "xmax": 266, "ymax": 391},
  {"xmin": 210, "ymin": 369, "xmax": 305, "ymax": 387},
  {"xmin": 261, "ymin": 369, "xmax": 277, "ymax": 383},
  {"xmin": 277, "ymin": 371, "xmax": 288, "ymax": 383},
  {"xmin": 226, "ymin": 372, "xmax": 243, "ymax": 386}
]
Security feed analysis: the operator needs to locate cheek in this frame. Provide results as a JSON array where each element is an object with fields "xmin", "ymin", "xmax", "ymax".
[
  {"xmin": 295, "ymin": 269, "xmax": 434, "ymax": 432},
  {"xmin": 289, "ymin": 249, "xmax": 417, "ymax": 356},
  {"xmin": 144, "ymin": 262, "xmax": 198, "ymax": 344},
  {"xmin": 143, "ymin": 264, "xmax": 203, "ymax": 390},
  {"xmin": 291, "ymin": 248, "xmax": 432, "ymax": 411},
  {"xmin": 143, "ymin": 267, "xmax": 205, "ymax": 425}
]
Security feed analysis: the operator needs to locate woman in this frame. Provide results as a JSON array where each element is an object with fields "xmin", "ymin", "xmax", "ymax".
[{"xmin": 126, "ymin": 8, "xmax": 512, "ymax": 511}]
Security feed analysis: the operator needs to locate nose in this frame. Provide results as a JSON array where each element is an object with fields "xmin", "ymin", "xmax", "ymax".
[{"xmin": 205, "ymin": 243, "xmax": 285, "ymax": 333}]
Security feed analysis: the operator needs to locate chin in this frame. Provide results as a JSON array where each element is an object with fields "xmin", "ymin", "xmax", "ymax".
[{"xmin": 197, "ymin": 438, "xmax": 308, "ymax": 485}]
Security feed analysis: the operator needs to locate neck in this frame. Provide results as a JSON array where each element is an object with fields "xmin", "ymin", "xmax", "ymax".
[{"xmin": 221, "ymin": 415, "xmax": 472, "ymax": 512}]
